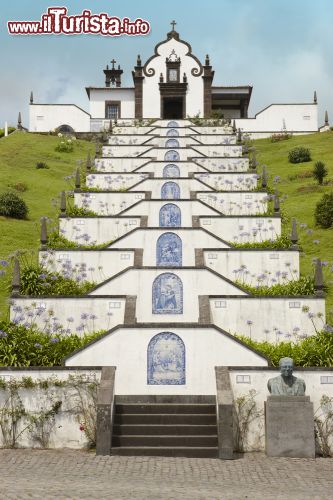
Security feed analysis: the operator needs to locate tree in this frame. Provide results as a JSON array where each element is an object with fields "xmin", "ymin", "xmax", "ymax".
[{"xmin": 314, "ymin": 193, "xmax": 333, "ymax": 228}]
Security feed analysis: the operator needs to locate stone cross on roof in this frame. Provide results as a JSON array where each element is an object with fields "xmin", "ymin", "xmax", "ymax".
[
  {"xmin": 110, "ymin": 59, "xmax": 116, "ymax": 69},
  {"xmin": 171, "ymin": 20, "xmax": 177, "ymax": 31}
]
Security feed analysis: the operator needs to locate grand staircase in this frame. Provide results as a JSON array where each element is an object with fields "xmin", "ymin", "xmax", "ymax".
[{"xmin": 111, "ymin": 396, "xmax": 218, "ymax": 457}]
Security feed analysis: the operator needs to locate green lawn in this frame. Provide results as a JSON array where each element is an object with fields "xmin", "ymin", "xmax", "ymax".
[
  {"xmin": 0, "ymin": 132, "xmax": 93, "ymax": 316},
  {"xmin": 253, "ymin": 131, "xmax": 333, "ymax": 320}
]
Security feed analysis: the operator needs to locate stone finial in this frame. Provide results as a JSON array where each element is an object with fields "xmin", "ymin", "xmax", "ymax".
[
  {"xmin": 160, "ymin": 73, "xmax": 164, "ymax": 83},
  {"xmin": 183, "ymin": 73, "xmax": 187, "ymax": 83},
  {"xmin": 273, "ymin": 192, "xmax": 280, "ymax": 214},
  {"xmin": 75, "ymin": 167, "xmax": 81, "ymax": 189},
  {"xmin": 205, "ymin": 54, "xmax": 210, "ymax": 66},
  {"xmin": 313, "ymin": 90, "xmax": 317, "ymax": 104},
  {"xmin": 40, "ymin": 217, "xmax": 48, "ymax": 249},
  {"xmin": 137, "ymin": 55, "xmax": 142, "ymax": 67},
  {"xmin": 60, "ymin": 191, "xmax": 66, "ymax": 213},
  {"xmin": 291, "ymin": 217, "xmax": 298, "ymax": 249},
  {"xmin": 314, "ymin": 259, "xmax": 324, "ymax": 297},
  {"xmin": 30, "ymin": 91, "xmax": 33, "ymax": 104},
  {"xmin": 262, "ymin": 165, "xmax": 267, "ymax": 188},
  {"xmin": 232, "ymin": 120, "xmax": 236, "ymax": 133},
  {"xmin": 12, "ymin": 258, "xmax": 21, "ymax": 297},
  {"xmin": 325, "ymin": 110, "xmax": 329, "ymax": 125},
  {"xmin": 109, "ymin": 119, "xmax": 112, "ymax": 133},
  {"xmin": 237, "ymin": 128, "xmax": 242, "ymax": 144},
  {"xmin": 17, "ymin": 112, "xmax": 22, "ymax": 130},
  {"xmin": 86, "ymin": 151, "xmax": 92, "ymax": 171},
  {"xmin": 251, "ymin": 150, "xmax": 258, "ymax": 169}
]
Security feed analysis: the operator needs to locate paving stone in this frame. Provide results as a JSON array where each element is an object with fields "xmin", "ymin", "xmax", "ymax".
[{"xmin": 0, "ymin": 450, "xmax": 332, "ymax": 499}]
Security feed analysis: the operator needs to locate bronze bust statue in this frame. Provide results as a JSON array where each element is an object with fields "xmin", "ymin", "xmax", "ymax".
[{"xmin": 267, "ymin": 357, "xmax": 306, "ymax": 396}]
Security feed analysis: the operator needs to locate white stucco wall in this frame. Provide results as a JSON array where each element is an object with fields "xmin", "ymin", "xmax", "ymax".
[
  {"xmin": 134, "ymin": 161, "xmax": 207, "ymax": 176},
  {"xmin": 102, "ymin": 145, "xmax": 152, "ymax": 157},
  {"xmin": 86, "ymin": 173, "xmax": 148, "ymax": 190},
  {"xmin": 108, "ymin": 135, "xmax": 152, "ymax": 145},
  {"xmin": 195, "ymin": 135, "xmax": 237, "ymax": 145},
  {"xmin": 142, "ymin": 38, "xmax": 204, "ymax": 118},
  {"xmin": 236, "ymin": 104, "xmax": 318, "ymax": 133},
  {"xmin": 192, "ymin": 145, "xmax": 243, "ymax": 157},
  {"xmin": 200, "ymin": 217, "xmax": 281, "ymax": 243},
  {"xmin": 197, "ymin": 192, "xmax": 268, "ymax": 215},
  {"xmin": 65, "ymin": 327, "xmax": 268, "ymax": 394},
  {"xmin": 121, "ymin": 200, "xmax": 219, "ymax": 226},
  {"xmin": 89, "ymin": 88, "xmax": 135, "ymax": 118},
  {"xmin": 110, "ymin": 228, "xmax": 230, "ymax": 266},
  {"xmin": 130, "ymin": 179, "xmax": 211, "ymax": 198},
  {"xmin": 59, "ymin": 217, "xmax": 141, "ymax": 245},
  {"xmin": 194, "ymin": 172, "xmax": 257, "ymax": 190},
  {"xmin": 193, "ymin": 157, "xmax": 250, "ymax": 172},
  {"xmin": 39, "ymin": 249, "xmax": 135, "ymax": 283},
  {"xmin": 95, "ymin": 158, "xmax": 150, "ymax": 172},
  {"xmin": 29, "ymin": 104, "xmax": 90, "ymax": 132},
  {"xmin": 204, "ymin": 249, "xmax": 299, "ymax": 284},
  {"xmin": 75, "ymin": 192, "xmax": 146, "ymax": 215},
  {"xmin": 210, "ymin": 297, "xmax": 326, "ymax": 342},
  {"xmin": 10, "ymin": 297, "xmax": 126, "ymax": 335},
  {"xmin": 90, "ymin": 268, "xmax": 247, "ymax": 324},
  {"xmin": 0, "ymin": 369, "xmax": 101, "ymax": 449}
]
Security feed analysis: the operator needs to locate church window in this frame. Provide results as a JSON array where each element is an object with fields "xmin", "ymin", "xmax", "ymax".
[{"xmin": 105, "ymin": 101, "xmax": 121, "ymax": 119}]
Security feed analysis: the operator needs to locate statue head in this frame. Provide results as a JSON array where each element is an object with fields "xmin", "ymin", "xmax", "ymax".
[{"xmin": 279, "ymin": 357, "xmax": 294, "ymax": 378}]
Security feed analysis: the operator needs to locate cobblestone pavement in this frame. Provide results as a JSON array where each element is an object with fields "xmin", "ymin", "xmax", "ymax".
[{"xmin": 0, "ymin": 450, "xmax": 332, "ymax": 500}]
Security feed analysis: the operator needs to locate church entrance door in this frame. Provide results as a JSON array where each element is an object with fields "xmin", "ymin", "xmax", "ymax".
[{"xmin": 162, "ymin": 97, "xmax": 184, "ymax": 119}]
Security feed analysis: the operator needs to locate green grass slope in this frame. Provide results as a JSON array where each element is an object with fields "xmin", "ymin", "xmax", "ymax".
[
  {"xmin": 253, "ymin": 131, "xmax": 333, "ymax": 320},
  {"xmin": 0, "ymin": 132, "xmax": 93, "ymax": 316}
]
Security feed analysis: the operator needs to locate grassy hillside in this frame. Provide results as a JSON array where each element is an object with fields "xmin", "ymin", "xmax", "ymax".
[
  {"xmin": 253, "ymin": 131, "xmax": 333, "ymax": 320},
  {"xmin": 0, "ymin": 130, "xmax": 332, "ymax": 323},
  {"xmin": 0, "ymin": 132, "xmax": 93, "ymax": 316}
]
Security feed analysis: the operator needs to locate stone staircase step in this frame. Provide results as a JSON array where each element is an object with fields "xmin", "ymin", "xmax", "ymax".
[
  {"xmin": 112, "ymin": 435, "xmax": 218, "ymax": 447},
  {"xmin": 115, "ymin": 403, "xmax": 216, "ymax": 414},
  {"xmin": 111, "ymin": 446, "xmax": 218, "ymax": 458},
  {"xmin": 114, "ymin": 413, "xmax": 217, "ymax": 425},
  {"xmin": 113, "ymin": 424, "xmax": 217, "ymax": 435}
]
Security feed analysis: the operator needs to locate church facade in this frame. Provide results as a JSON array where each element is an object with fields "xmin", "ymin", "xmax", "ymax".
[{"xmin": 29, "ymin": 24, "xmax": 318, "ymax": 136}]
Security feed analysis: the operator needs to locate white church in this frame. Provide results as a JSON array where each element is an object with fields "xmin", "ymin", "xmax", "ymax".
[
  {"xmin": 29, "ymin": 22, "xmax": 319, "ymax": 136},
  {"xmin": 8, "ymin": 23, "xmax": 330, "ymax": 457}
]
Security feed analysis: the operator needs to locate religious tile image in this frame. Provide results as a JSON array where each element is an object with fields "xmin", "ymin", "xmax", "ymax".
[
  {"xmin": 164, "ymin": 150, "xmax": 180, "ymax": 161},
  {"xmin": 147, "ymin": 332, "xmax": 185, "ymax": 385},
  {"xmin": 163, "ymin": 164, "xmax": 180, "ymax": 177},
  {"xmin": 159, "ymin": 203, "xmax": 181, "ymax": 226},
  {"xmin": 161, "ymin": 181, "xmax": 181, "ymax": 199},
  {"xmin": 156, "ymin": 232, "xmax": 182, "ymax": 266},
  {"xmin": 165, "ymin": 138, "xmax": 180, "ymax": 148},
  {"xmin": 166, "ymin": 128, "xmax": 179, "ymax": 137},
  {"xmin": 152, "ymin": 272, "xmax": 183, "ymax": 314}
]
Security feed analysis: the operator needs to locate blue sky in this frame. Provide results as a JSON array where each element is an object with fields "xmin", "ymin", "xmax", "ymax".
[{"xmin": 0, "ymin": 0, "xmax": 332, "ymax": 126}]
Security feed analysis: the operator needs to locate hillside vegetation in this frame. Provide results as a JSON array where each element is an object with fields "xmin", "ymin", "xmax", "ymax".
[{"xmin": 0, "ymin": 132, "xmax": 93, "ymax": 316}]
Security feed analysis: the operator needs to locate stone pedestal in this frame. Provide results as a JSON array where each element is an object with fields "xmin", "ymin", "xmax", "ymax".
[{"xmin": 265, "ymin": 396, "xmax": 315, "ymax": 458}]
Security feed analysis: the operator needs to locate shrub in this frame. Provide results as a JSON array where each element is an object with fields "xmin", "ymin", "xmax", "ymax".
[
  {"xmin": 238, "ymin": 331, "xmax": 333, "ymax": 367},
  {"xmin": 288, "ymin": 147, "xmax": 311, "ymax": 164},
  {"xmin": 313, "ymin": 161, "xmax": 328, "ymax": 185},
  {"xmin": 239, "ymin": 276, "xmax": 315, "ymax": 296},
  {"xmin": 0, "ymin": 192, "xmax": 28, "ymax": 219},
  {"xmin": 0, "ymin": 127, "xmax": 16, "ymax": 138},
  {"xmin": 20, "ymin": 264, "xmax": 95, "ymax": 296},
  {"xmin": 270, "ymin": 133, "xmax": 291, "ymax": 143},
  {"xmin": 314, "ymin": 193, "xmax": 333, "ymax": 228},
  {"xmin": 36, "ymin": 162, "xmax": 49, "ymax": 169},
  {"xmin": 7, "ymin": 182, "xmax": 28, "ymax": 192},
  {"xmin": 0, "ymin": 320, "xmax": 103, "ymax": 367},
  {"xmin": 55, "ymin": 137, "xmax": 75, "ymax": 153}
]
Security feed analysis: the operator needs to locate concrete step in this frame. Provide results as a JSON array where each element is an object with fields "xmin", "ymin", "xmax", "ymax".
[
  {"xmin": 114, "ymin": 413, "xmax": 217, "ymax": 425},
  {"xmin": 111, "ymin": 446, "xmax": 218, "ymax": 458},
  {"xmin": 113, "ymin": 424, "xmax": 217, "ymax": 435},
  {"xmin": 115, "ymin": 403, "xmax": 216, "ymax": 414},
  {"xmin": 112, "ymin": 435, "xmax": 218, "ymax": 447},
  {"xmin": 115, "ymin": 395, "xmax": 216, "ymax": 404}
]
